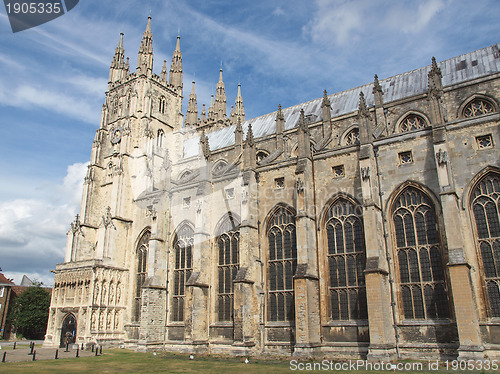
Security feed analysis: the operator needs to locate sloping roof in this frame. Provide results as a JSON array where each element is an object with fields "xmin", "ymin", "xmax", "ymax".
[
  {"xmin": 184, "ymin": 43, "xmax": 500, "ymax": 158},
  {"xmin": 0, "ymin": 273, "xmax": 14, "ymax": 286}
]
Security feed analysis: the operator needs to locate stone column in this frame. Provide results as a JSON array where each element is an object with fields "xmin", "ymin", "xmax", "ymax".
[
  {"xmin": 359, "ymin": 145, "xmax": 397, "ymax": 360},
  {"xmin": 432, "ymin": 135, "xmax": 484, "ymax": 359},
  {"xmin": 293, "ymin": 157, "xmax": 321, "ymax": 355},
  {"xmin": 233, "ymin": 169, "xmax": 260, "ymax": 351}
]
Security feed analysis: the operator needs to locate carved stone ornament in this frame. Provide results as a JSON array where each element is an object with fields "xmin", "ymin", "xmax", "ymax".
[
  {"xmin": 102, "ymin": 206, "xmax": 116, "ymax": 229},
  {"xmin": 110, "ymin": 126, "xmax": 123, "ymax": 144},
  {"xmin": 295, "ymin": 179, "xmax": 305, "ymax": 195},
  {"xmin": 436, "ymin": 149, "xmax": 448, "ymax": 166},
  {"xmin": 361, "ymin": 166, "xmax": 371, "ymax": 180}
]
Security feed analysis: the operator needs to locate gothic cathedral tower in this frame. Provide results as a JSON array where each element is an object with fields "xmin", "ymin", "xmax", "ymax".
[{"xmin": 44, "ymin": 18, "xmax": 183, "ymax": 347}]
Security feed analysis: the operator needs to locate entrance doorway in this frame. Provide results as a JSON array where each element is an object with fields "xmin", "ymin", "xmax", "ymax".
[{"xmin": 60, "ymin": 313, "xmax": 77, "ymax": 347}]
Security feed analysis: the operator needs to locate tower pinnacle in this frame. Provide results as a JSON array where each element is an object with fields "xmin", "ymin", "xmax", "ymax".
[
  {"xmin": 214, "ymin": 69, "xmax": 227, "ymax": 121},
  {"xmin": 137, "ymin": 17, "xmax": 153, "ymax": 77},
  {"xmin": 169, "ymin": 35, "xmax": 183, "ymax": 93},
  {"xmin": 109, "ymin": 33, "xmax": 126, "ymax": 83}
]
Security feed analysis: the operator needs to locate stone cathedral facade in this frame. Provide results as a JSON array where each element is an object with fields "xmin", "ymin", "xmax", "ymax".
[{"xmin": 43, "ymin": 18, "xmax": 500, "ymax": 360}]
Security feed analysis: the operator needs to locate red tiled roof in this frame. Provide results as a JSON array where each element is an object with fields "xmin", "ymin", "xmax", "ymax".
[{"xmin": 0, "ymin": 273, "xmax": 14, "ymax": 286}]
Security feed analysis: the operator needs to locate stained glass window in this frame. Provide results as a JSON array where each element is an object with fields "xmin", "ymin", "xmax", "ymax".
[
  {"xmin": 463, "ymin": 98, "xmax": 494, "ymax": 118},
  {"xmin": 325, "ymin": 198, "xmax": 367, "ymax": 320},
  {"xmin": 268, "ymin": 206, "xmax": 297, "ymax": 322},
  {"xmin": 134, "ymin": 230, "xmax": 150, "ymax": 322},
  {"xmin": 217, "ymin": 215, "xmax": 239, "ymax": 321},
  {"xmin": 171, "ymin": 224, "xmax": 194, "ymax": 321},
  {"xmin": 392, "ymin": 187, "xmax": 450, "ymax": 319},
  {"xmin": 343, "ymin": 128, "xmax": 360, "ymax": 146},
  {"xmin": 400, "ymin": 114, "xmax": 427, "ymax": 132},
  {"xmin": 471, "ymin": 172, "xmax": 500, "ymax": 317}
]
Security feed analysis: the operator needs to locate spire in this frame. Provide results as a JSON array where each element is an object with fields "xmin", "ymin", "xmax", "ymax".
[
  {"xmin": 169, "ymin": 35, "xmax": 183, "ymax": 93},
  {"xmin": 373, "ymin": 74, "xmax": 384, "ymax": 107},
  {"xmin": 161, "ymin": 60, "xmax": 167, "ymax": 82},
  {"xmin": 297, "ymin": 109, "xmax": 311, "ymax": 159},
  {"xmin": 186, "ymin": 81, "xmax": 198, "ymax": 126},
  {"xmin": 428, "ymin": 56, "xmax": 443, "ymax": 97},
  {"xmin": 276, "ymin": 104, "xmax": 285, "ymax": 135},
  {"xmin": 246, "ymin": 123, "xmax": 254, "ymax": 147},
  {"xmin": 109, "ymin": 33, "xmax": 126, "ymax": 83},
  {"xmin": 358, "ymin": 92, "xmax": 370, "ymax": 118},
  {"xmin": 235, "ymin": 117, "xmax": 243, "ymax": 145},
  {"xmin": 321, "ymin": 90, "xmax": 332, "ymax": 127},
  {"xmin": 137, "ymin": 17, "xmax": 153, "ymax": 76},
  {"xmin": 214, "ymin": 69, "xmax": 227, "ymax": 121},
  {"xmin": 208, "ymin": 94, "xmax": 215, "ymax": 121},
  {"xmin": 233, "ymin": 83, "xmax": 245, "ymax": 125},
  {"xmin": 201, "ymin": 104, "xmax": 207, "ymax": 122}
]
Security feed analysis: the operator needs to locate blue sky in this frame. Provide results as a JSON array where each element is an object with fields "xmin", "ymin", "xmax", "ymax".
[{"xmin": 0, "ymin": 0, "xmax": 499, "ymax": 285}]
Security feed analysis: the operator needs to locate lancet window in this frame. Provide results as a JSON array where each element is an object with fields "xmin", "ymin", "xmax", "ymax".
[
  {"xmin": 325, "ymin": 197, "xmax": 367, "ymax": 320},
  {"xmin": 171, "ymin": 224, "xmax": 193, "ymax": 321},
  {"xmin": 392, "ymin": 187, "xmax": 450, "ymax": 319},
  {"xmin": 471, "ymin": 172, "xmax": 500, "ymax": 317},
  {"xmin": 267, "ymin": 206, "xmax": 297, "ymax": 322},
  {"xmin": 134, "ymin": 230, "xmax": 150, "ymax": 321},
  {"xmin": 216, "ymin": 214, "xmax": 240, "ymax": 321}
]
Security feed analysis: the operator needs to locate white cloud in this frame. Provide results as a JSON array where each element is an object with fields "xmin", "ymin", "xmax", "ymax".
[
  {"xmin": 0, "ymin": 81, "xmax": 100, "ymax": 124},
  {"xmin": 0, "ymin": 162, "xmax": 88, "ymax": 287}
]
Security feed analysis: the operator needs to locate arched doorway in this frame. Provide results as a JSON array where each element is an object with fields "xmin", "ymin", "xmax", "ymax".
[{"xmin": 60, "ymin": 313, "xmax": 77, "ymax": 347}]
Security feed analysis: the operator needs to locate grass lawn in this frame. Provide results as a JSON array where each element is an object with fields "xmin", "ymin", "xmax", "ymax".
[{"xmin": 0, "ymin": 349, "xmax": 494, "ymax": 373}]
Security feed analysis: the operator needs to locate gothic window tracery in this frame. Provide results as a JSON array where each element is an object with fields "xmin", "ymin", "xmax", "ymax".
[
  {"xmin": 159, "ymin": 96, "xmax": 166, "ymax": 114},
  {"xmin": 134, "ymin": 230, "xmax": 150, "ymax": 322},
  {"xmin": 216, "ymin": 214, "xmax": 239, "ymax": 321},
  {"xmin": 256, "ymin": 150, "xmax": 269, "ymax": 163},
  {"xmin": 325, "ymin": 197, "xmax": 367, "ymax": 320},
  {"xmin": 470, "ymin": 172, "xmax": 500, "ymax": 317},
  {"xmin": 157, "ymin": 129, "xmax": 164, "ymax": 148},
  {"xmin": 267, "ymin": 206, "xmax": 297, "ymax": 322},
  {"xmin": 392, "ymin": 187, "xmax": 450, "ymax": 319},
  {"xmin": 463, "ymin": 98, "xmax": 495, "ymax": 118},
  {"xmin": 399, "ymin": 114, "xmax": 427, "ymax": 132},
  {"xmin": 343, "ymin": 128, "xmax": 360, "ymax": 146},
  {"xmin": 172, "ymin": 224, "xmax": 193, "ymax": 321}
]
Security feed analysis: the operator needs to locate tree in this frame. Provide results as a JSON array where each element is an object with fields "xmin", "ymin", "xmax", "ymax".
[{"xmin": 8, "ymin": 286, "xmax": 51, "ymax": 339}]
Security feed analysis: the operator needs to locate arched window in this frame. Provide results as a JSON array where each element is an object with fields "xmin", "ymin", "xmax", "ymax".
[
  {"xmin": 463, "ymin": 98, "xmax": 495, "ymax": 118},
  {"xmin": 399, "ymin": 114, "xmax": 427, "ymax": 132},
  {"xmin": 216, "ymin": 214, "xmax": 240, "ymax": 321},
  {"xmin": 157, "ymin": 129, "xmax": 164, "ymax": 148},
  {"xmin": 325, "ymin": 197, "xmax": 367, "ymax": 320},
  {"xmin": 256, "ymin": 150, "xmax": 269, "ymax": 163},
  {"xmin": 159, "ymin": 96, "xmax": 166, "ymax": 114},
  {"xmin": 343, "ymin": 128, "xmax": 360, "ymax": 146},
  {"xmin": 134, "ymin": 230, "xmax": 150, "ymax": 321},
  {"xmin": 171, "ymin": 224, "xmax": 193, "ymax": 321},
  {"xmin": 392, "ymin": 187, "xmax": 450, "ymax": 319},
  {"xmin": 470, "ymin": 172, "xmax": 500, "ymax": 317},
  {"xmin": 267, "ymin": 206, "xmax": 297, "ymax": 322}
]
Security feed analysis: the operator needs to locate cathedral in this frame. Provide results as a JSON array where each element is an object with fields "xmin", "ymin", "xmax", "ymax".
[{"xmin": 43, "ymin": 17, "xmax": 500, "ymax": 360}]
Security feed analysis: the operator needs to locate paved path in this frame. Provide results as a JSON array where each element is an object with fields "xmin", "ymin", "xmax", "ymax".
[{"xmin": 0, "ymin": 343, "xmax": 100, "ymax": 363}]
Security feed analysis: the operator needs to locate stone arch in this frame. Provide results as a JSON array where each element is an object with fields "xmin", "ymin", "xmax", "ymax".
[
  {"xmin": 458, "ymin": 94, "xmax": 498, "ymax": 119},
  {"xmin": 394, "ymin": 111, "xmax": 431, "ymax": 133},
  {"xmin": 320, "ymin": 194, "xmax": 367, "ymax": 321},
  {"xmin": 339, "ymin": 125, "xmax": 360, "ymax": 146},
  {"xmin": 388, "ymin": 182, "xmax": 451, "ymax": 320},
  {"xmin": 60, "ymin": 313, "xmax": 77, "ymax": 348},
  {"xmin": 466, "ymin": 168, "xmax": 500, "ymax": 317}
]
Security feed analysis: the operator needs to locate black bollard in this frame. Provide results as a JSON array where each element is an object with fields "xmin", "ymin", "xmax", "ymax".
[
  {"xmin": 29, "ymin": 344, "xmax": 34, "ymax": 355},
  {"xmin": 65, "ymin": 342, "xmax": 69, "ymax": 352},
  {"xmin": 81, "ymin": 343, "xmax": 84, "ymax": 351},
  {"xmin": 13, "ymin": 342, "xmax": 16, "ymax": 350},
  {"xmin": 76, "ymin": 348, "xmax": 79, "ymax": 358},
  {"xmin": 92, "ymin": 345, "xmax": 94, "ymax": 352},
  {"xmin": 2, "ymin": 352, "xmax": 6, "ymax": 363},
  {"xmin": 32, "ymin": 351, "xmax": 36, "ymax": 361},
  {"xmin": 95, "ymin": 347, "xmax": 98, "ymax": 356},
  {"xmin": 99, "ymin": 345, "xmax": 102, "ymax": 355},
  {"xmin": 55, "ymin": 349, "xmax": 58, "ymax": 359}
]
